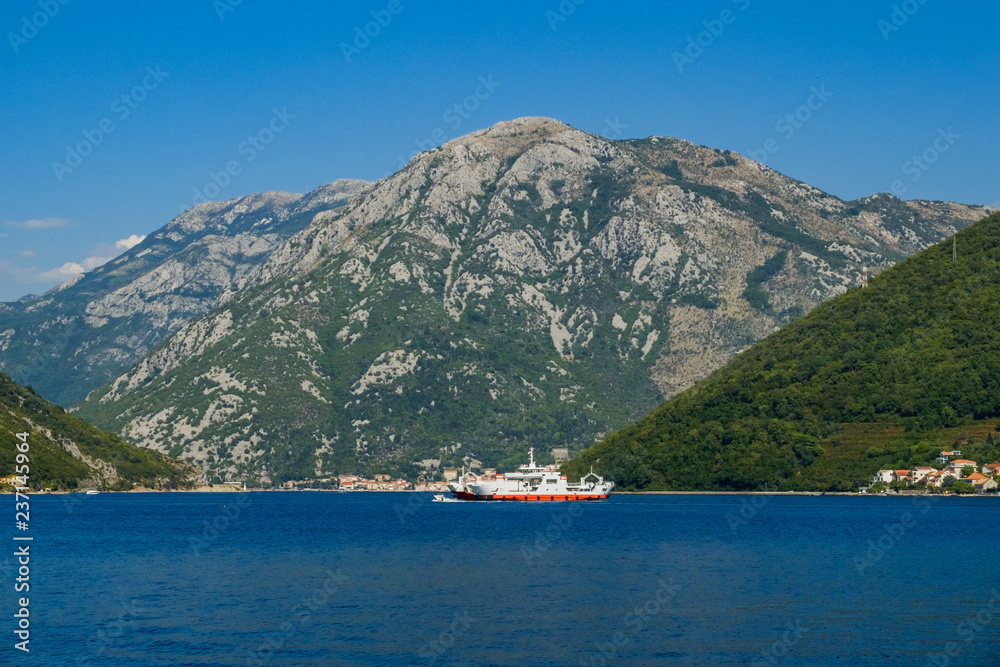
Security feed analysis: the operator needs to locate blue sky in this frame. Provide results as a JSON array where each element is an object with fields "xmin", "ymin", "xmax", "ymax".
[{"xmin": 1, "ymin": 0, "xmax": 997, "ymax": 301}]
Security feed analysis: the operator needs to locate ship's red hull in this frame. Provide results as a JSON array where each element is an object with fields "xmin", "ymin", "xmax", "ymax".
[{"xmin": 451, "ymin": 491, "xmax": 608, "ymax": 501}]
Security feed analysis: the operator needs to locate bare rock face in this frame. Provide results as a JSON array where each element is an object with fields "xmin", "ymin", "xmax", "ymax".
[
  {"xmin": 0, "ymin": 183, "xmax": 366, "ymax": 405},
  {"xmin": 61, "ymin": 117, "xmax": 991, "ymax": 482}
]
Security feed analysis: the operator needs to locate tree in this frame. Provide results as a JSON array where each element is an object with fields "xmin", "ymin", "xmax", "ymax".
[
  {"xmin": 962, "ymin": 466, "xmax": 975, "ymax": 478},
  {"xmin": 942, "ymin": 475, "xmax": 956, "ymax": 489},
  {"xmin": 952, "ymin": 481, "xmax": 975, "ymax": 495}
]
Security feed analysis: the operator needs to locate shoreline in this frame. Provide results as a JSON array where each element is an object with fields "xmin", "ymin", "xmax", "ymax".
[{"xmin": 7, "ymin": 486, "xmax": 995, "ymax": 497}]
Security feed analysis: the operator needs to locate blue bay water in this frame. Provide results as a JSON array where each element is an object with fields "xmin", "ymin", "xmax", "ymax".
[{"xmin": 6, "ymin": 492, "xmax": 999, "ymax": 666}]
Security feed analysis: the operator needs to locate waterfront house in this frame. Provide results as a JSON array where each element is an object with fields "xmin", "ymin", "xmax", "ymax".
[
  {"xmin": 973, "ymin": 477, "xmax": 998, "ymax": 494},
  {"xmin": 982, "ymin": 463, "xmax": 1000, "ymax": 476},
  {"xmin": 911, "ymin": 467, "xmax": 937, "ymax": 483},
  {"xmin": 947, "ymin": 459, "xmax": 978, "ymax": 476},
  {"xmin": 923, "ymin": 470, "xmax": 948, "ymax": 488},
  {"xmin": 873, "ymin": 470, "xmax": 894, "ymax": 485}
]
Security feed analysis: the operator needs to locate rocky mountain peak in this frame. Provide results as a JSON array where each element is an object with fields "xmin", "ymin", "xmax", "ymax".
[
  {"xmin": 161, "ymin": 190, "xmax": 303, "ymax": 238},
  {"xmin": 70, "ymin": 120, "xmax": 991, "ymax": 484}
]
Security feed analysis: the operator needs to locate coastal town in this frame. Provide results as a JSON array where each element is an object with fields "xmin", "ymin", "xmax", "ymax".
[
  {"xmin": 866, "ymin": 450, "xmax": 1000, "ymax": 494},
  {"xmin": 281, "ymin": 467, "xmax": 471, "ymax": 492},
  {"xmin": 334, "ymin": 471, "xmax": 455, "ymax": 492},
  {"xmin": 329, "ymin": 466, "xmax": 511, "ymax": 492},
  {"xmin": 282, "ymin": 450, "xmax": 574, "ymax": 491}
]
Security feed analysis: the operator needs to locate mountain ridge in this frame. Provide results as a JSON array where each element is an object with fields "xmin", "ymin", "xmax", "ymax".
[
  {"xmin": 70, "ymin": 117, "xmax": 992, "ymax": 483},
  {"xmin": 0, "ymin": 180, "xmax": 368, "ymax": 405}
]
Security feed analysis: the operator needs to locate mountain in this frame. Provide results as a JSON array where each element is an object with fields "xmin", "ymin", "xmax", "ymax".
[
  {"xmin": 73, "ymin": 117, "xmax": 991, "ymax": 484},
  {"xmin": 563, "ymin": 211, "xmax": 1000, "ymax": 492},
  {"xmin": 0, "ymin": 180, "xmax": 367, "ymax": 406},
  {"xmin": 0, "ymin": 372, "xmax": 194, "ymax": 490}
]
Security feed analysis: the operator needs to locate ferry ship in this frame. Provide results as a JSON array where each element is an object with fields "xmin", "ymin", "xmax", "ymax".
[{"xmin": 447, "ymin": 449, "xmax": 614, "ymax": 501}]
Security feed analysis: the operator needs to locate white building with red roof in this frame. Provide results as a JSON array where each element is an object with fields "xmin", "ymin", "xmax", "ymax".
[
  {"xmin": 947, "ymin": 459, "xmax": 978, "ymax": 476},
  {"xmin": 872, "ymin": 469, "xmax": 894, "ymax": 485}
]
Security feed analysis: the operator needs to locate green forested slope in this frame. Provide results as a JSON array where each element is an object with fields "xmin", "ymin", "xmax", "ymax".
[
  {"xmin": 0, "ymin": 373, "xmax": 194, "ymax": 490},
  {"xmin": 564, "ymin": 211, "xmax": 1000, "ymax": 491}
]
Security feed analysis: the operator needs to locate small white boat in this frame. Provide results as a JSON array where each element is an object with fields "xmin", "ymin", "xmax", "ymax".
[
  {"xmin": 431, "ymin": 494, "xmax": 461, "ymax": 502},
  {"xmin": 85, "ymin": 490, "xmax": 100, "ymax": 495}
]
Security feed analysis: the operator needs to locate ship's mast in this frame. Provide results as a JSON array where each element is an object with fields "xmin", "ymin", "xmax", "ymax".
[{"xmin": 529, "ymin": 447, "xmax": 535, "ymax": 468}]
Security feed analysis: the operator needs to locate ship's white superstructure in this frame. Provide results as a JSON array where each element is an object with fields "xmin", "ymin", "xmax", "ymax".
[{"xmin": 447, "ymin": 449, "xmax": 613, "ymax": 501}]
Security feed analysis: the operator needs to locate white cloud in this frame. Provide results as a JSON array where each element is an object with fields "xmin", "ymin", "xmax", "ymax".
[
  {"xmin": 38, "ymin": 262, "xmax": 85, "ymax": 282},
  {"xmin": 1, "ymin": 230, "xmax": 147, "ymax": 297},
  {"xmin": 5, "ymin": 217, "xmax": 69, "ymax": 229},
  {"xmin": 115, "ymin": 234, "xmax": 146, "ymax": 250},
  {"xmin": 83, "ymin": 255, "xmax": 113, "ymax": 270},
  {"xmin": 37, "ymin": 256, "xmax": 112, "ymax": 283}
]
